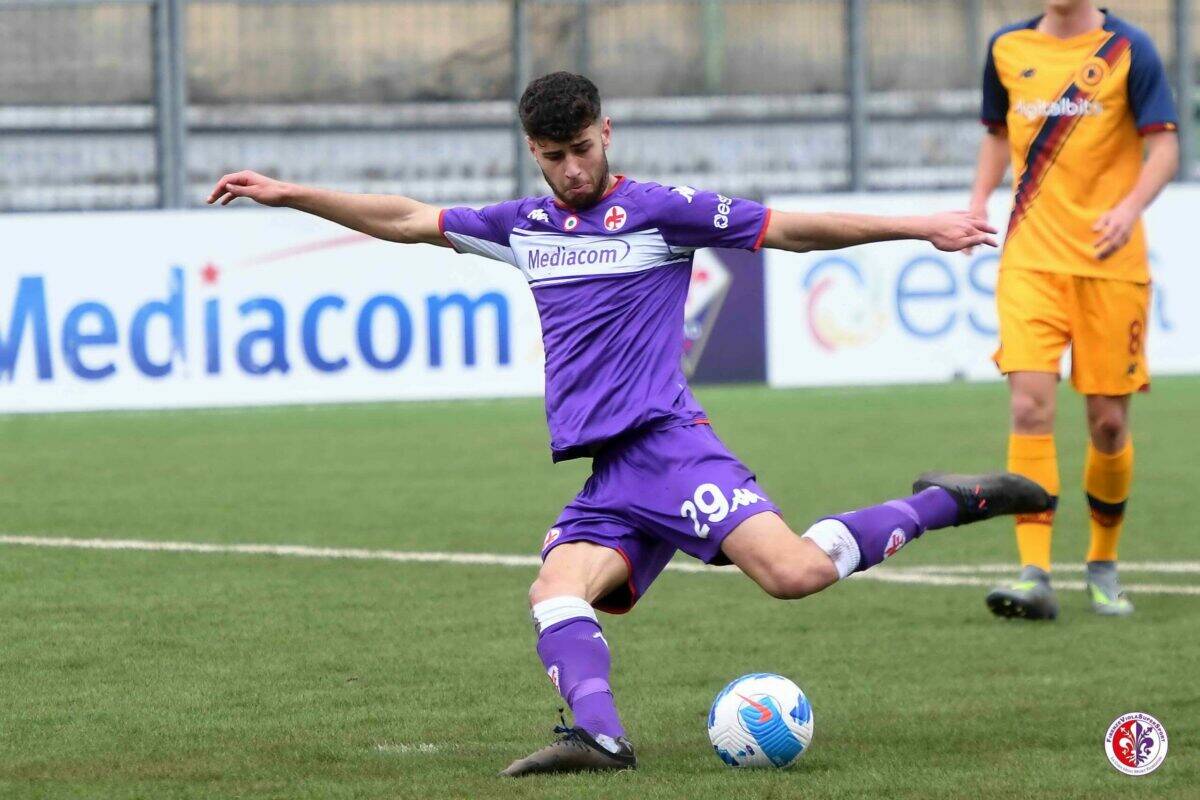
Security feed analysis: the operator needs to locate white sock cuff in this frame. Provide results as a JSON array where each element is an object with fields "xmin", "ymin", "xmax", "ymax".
[
  {"xmin": 802, "ymin": 518, "xmax": 861, "ymax": 580},
  {"xmin": 531, "ymin": 595, "xmax": 597, "ymax": 634}
]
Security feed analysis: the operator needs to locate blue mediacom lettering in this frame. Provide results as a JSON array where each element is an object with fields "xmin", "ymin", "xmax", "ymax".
[{"xmin": 1, "ymin": 267, "xmax": 513, "ymax": 383}]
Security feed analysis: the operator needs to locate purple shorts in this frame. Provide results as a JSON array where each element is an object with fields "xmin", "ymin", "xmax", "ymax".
[{"xmin": 540, "ymin": 422, "xmax": 780, "ymax": 614}]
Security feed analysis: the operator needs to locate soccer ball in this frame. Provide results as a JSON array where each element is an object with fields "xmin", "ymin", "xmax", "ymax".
[{"xmin": 707, "ymin": 672, "xmax": 814, "ymax": 768}]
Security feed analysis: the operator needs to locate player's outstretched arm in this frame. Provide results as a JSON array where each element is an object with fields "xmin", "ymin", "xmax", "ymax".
[
  {"xmin": 206, "ymin": 170, "xmax": 447, "ymax": 247},
  {"xmin": 761, "ymin": 209, "xmax": 998, "ymax": 254}
]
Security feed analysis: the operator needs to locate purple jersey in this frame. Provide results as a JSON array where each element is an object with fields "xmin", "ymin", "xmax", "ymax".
[{"xmin": 439, "ymin": 176, "xmax": 770, "ymax": 461}]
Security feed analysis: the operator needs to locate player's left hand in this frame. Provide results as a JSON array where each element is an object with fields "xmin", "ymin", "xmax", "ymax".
[
  {"xmin": 924, "ymin": 211, "xmax": 999, "ymax": 253},
  {"xmin": 1093, "ymin": 202, "xmax": 1139, "ymax": 260}
]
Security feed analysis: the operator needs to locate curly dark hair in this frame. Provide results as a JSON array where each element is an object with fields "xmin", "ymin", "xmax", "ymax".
[{"xmin": 518, "ymin": 72, "xmax": 602, "ymax": 141}]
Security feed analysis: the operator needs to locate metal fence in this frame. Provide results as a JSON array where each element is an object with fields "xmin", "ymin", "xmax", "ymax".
[{"xmin": 0, "ymin": 0, "xmax": 1195, "ymax": 211}]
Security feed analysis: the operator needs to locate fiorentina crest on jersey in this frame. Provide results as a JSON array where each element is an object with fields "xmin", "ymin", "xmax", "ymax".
[{"xmin": 603, "ymin": 206, "xmax": 627, "ymax": 231}]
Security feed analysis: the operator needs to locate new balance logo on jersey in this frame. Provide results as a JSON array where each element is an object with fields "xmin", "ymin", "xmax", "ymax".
[
  {"xmin": 672, "ymin": 185, "xmax": 696, "ymax": 204},
  {"xmin": 527, "ymin": 209, "xmax": 549, "ymax": 223}
]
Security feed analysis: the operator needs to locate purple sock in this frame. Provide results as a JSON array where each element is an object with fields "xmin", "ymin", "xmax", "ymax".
[
  {"xmin": 536, "ymin": 618, "xmax": 625, "ymax": 738},
  {"xmin": 830, "ymin": 487, "xmax": 959, "ymax": 572}
]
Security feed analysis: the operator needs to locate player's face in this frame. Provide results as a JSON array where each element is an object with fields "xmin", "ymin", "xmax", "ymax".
[{"xmin": 527, "ymin": 118, "xmax": 613, "ymax": 209}]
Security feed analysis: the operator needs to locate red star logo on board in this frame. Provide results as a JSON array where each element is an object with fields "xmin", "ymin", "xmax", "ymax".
[{"xmin": 200, "ymin": 262, "xmax": 220, "ymax": 285}]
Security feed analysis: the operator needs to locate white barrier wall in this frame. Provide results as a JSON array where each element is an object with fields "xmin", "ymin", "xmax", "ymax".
[
  {"xmin": 0, "ymin": 209, "xmax": 545, "ymax": 412},
  {"xmin": 765, "ymin": 185, "xmax": 1200, "ymax": 388}
]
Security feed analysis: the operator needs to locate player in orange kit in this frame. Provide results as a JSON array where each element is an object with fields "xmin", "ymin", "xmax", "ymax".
[{"xmin": 967, "ymin": 0, "xmax": 1179, "ymax": 619}]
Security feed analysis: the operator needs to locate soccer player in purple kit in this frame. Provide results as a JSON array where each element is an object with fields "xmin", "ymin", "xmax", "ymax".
[{"xmin": 209, "ymin": 72, "xmax": 1050, "ymax": 776}]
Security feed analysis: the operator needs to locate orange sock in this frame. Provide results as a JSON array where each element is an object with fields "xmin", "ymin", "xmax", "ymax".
[
  {"xmin": 1008, "ymin": 433, "xmax": 1059, "ymax": 572},
  {"xmin": 1085, "ymin": 440, "xmax": 1133, "ymax": 563}
]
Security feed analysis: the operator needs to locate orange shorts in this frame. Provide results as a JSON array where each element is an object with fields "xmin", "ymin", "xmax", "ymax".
[{"xmin": 993, "ymin": 268, "xmax": 1150, "ymax": 396}]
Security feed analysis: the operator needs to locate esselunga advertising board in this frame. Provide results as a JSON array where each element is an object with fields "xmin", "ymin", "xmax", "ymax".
[{"xmin": 764, "ymin": 185, "xmax": 1200, "ymax": 388}]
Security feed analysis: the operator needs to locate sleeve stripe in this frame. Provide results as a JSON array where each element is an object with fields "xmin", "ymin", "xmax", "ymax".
[
  {"xmin": 752, "ymin": 208, "xmax": 772, "ymax": 251},
  {"xmin": 981, "ymin": 117, "xmax": 1007, "ymax": 128},
  {"xmin": 1139, "ymin": 122, "xmax": 1178, "ymax": 135},
  {"xmin": 437, "ymin": 208, "xmax": 457, "ymax": 250}
]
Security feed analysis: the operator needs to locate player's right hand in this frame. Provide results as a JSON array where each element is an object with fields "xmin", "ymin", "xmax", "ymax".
[
  {"xmin": 962, "ymin": 204, "xmax": 990, "ymax": 255},
  {"xmin": 924, "ymin": 210, "xmax": 998, "ymax": 253},
  {"xmin": 207, "ymin": 170, "xmax": 291, "ymax": 207}
]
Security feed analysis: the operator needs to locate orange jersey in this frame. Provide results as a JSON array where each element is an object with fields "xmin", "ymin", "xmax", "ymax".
[{"xmin": 983, "ymin": 13, "xmax": 1177, "ymax": 283}]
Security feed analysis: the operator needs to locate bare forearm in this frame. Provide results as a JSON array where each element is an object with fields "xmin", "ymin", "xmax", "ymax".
[
  {"xmin": 285, "ymin": 184, "xmax": 438, "ymax": 244},
  {"xmin": 969, "ymin": 131, "xmax": 1010, "ymax": 209},
  {"xmin": 769, "ymin": 211, "xmax": 927, "ymax": 252},
  {"xmin": 764, "ymin": 208, "xmax": 996, "ymax": 254},
  {"xmin": 1121, "ymin": 134, "xmax": 1179, "ymax": 214}
]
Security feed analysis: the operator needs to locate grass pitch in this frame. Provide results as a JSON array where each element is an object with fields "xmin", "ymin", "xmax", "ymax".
[{"xmin": 1, "ymin": 378, "xmax": 1198, "ymax": 799}]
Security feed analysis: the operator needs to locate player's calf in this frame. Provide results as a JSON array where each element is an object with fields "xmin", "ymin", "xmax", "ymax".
[{"xmin": 798, "ymin": 472, "xmax": 1050, "ymax": 581}]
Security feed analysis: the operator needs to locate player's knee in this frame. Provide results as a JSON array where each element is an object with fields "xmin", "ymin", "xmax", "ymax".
[
  {"xmin": 528, "ymin": 575, "xmax": 568, "ymax": 607},
  {"xmin": 1010, "ymin": 391, "xmax": 1053, "ymax": 431},
  {"xmin": 1088, "ymin": 410, "xmax": 1128, "ymax": 451}
]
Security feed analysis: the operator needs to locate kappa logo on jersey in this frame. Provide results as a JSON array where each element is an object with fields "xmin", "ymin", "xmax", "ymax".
[
  {"xmin": 542, "ymin": 528, "xmax": 561, "ymax": 549},
  {"xmin": 603, "ymin": 206, "xmax": 627, "ymax": 232},
  {"xmin": 883, "ymin": 528, "xmax": 907, "ymax": 559},
  {"xmin": 563, "ymin": 215, "xmax": 579, "ymax": 231},
  {"xmin": 713, "ymin": 194, "xmax": 733, "ymax": 230},
  {"xmin": 527, "ymin": 209, "xmax": 549, "ymax": 223},
  {"xmin": 672, "ymin": 185, "xmax": 697, "ymax": 204}
]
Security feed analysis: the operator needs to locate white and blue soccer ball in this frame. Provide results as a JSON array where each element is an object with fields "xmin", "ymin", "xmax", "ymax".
[{"xmin": 707, "ymin": 673, "xmax": 814, "ymax": 768}]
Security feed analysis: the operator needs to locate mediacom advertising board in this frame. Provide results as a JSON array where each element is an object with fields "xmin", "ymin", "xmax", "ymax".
[
  {"xmin": 764, "ymin": 186, "xmax": 1200, "ymax": 388},
  {"xmin": 0, "ymin": 207, "xmax": 759, "ymax": 413},
  {"xmin": 0, "ymin": 209, "xmax": 545, "ymax": 413}
]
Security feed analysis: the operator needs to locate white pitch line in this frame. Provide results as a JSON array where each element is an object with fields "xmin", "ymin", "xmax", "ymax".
[
  {"xmin": 859, "ymin": 570, "xmax": 1200, "ymax": 596},
  {"xmin": 2, "ymin": 534, "xmax": 1199, "ymax": 596},
  {"xmin": 901, "ymin": 562, "xmax": 1200, "ymax": 575}
]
